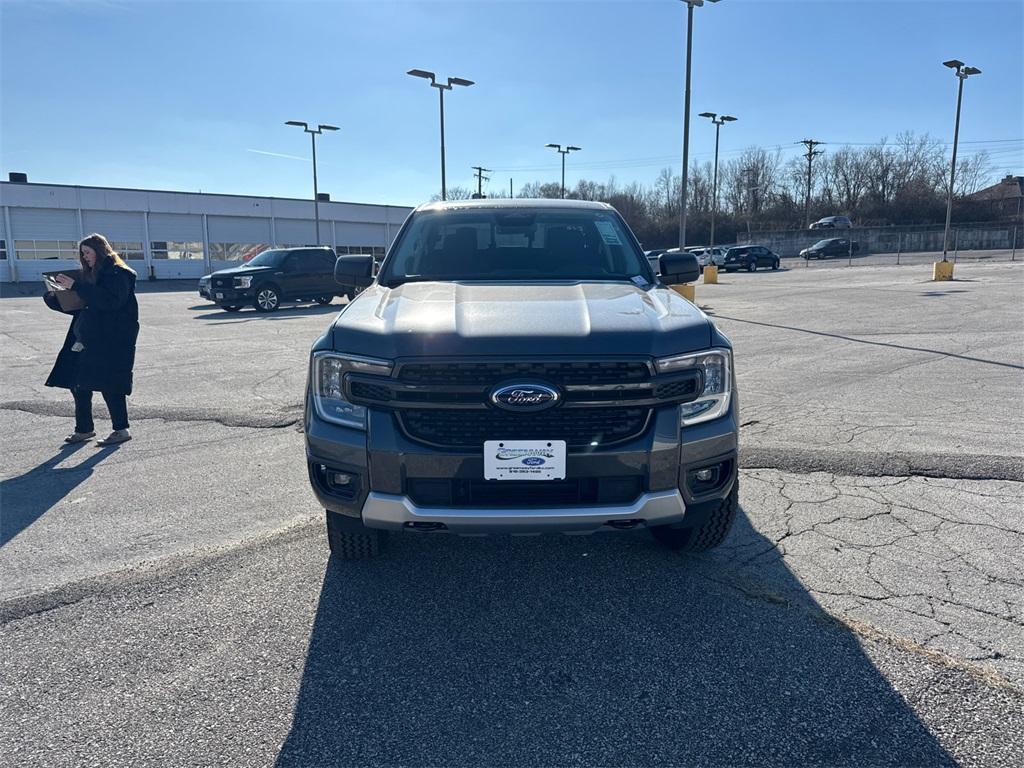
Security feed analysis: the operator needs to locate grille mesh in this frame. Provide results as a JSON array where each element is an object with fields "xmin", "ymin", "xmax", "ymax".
[{"xmin": 398, "ymin": 407, "xmax": 649, "ymax": 449}]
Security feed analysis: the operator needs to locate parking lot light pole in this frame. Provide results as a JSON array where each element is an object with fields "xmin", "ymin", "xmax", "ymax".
[
  {"xmin": 678, "ymin": 0, "xmax": 721, "ymax": 249},
  {"xmin": 407, "ymin": 69, "xmax": 474, "ymax": 201},
  {"xmin": 286, "ymin": 121, "xmax": 339, "ymax": 246},
  {"xmin": 940, "ymin": 59, "xmax": 981, "ymax": 261},
  {"xmin": 698, "ymin": 112, "xmax": 736, "ymax": 249},
  {"xmin": 545, "ymin": 144, "xmax": 582, "ymax": 199}
]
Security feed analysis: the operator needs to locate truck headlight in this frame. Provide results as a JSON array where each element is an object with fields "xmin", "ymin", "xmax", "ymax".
[
  {"xmin": 311, "ymin": 352, "xmax": 392, "ymax": 430},
  {"xmin": 656, "ymin": 348, "xmax": 732, "ymax": 426},
  {"xmin": 234, "ymin": 275, "xmax": 253, "ymax": 289}
]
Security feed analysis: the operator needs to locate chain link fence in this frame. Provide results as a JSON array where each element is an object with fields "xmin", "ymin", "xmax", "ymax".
[{"xmin": 739, "ymin": 223, "xmax": 1021, "ymax": 269}]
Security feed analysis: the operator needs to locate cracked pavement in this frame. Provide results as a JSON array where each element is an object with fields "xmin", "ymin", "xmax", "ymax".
[{"xmin": 1, "ymin": 263, "xmax": 1023, "ymax": 765}]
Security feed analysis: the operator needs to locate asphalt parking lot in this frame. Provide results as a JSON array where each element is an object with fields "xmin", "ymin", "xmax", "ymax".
[{"xmin": 2, "ymin": 263, "xmax": 1023, "ymax": 766}]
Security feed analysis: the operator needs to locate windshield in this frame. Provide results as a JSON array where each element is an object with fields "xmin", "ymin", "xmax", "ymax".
[
  {"xmin": 244, "ymin": 249, "xmax": 288, "ymax": 267},
  {"xmin": 380, "ymin": 208, "xmax": 651, "ymax": 285},
  {"xmin": 811, "ymin": 239, "xmax": 835, "ymax": 249}
]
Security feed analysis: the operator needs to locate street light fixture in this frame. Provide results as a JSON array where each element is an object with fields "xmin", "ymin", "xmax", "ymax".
[
  {"xmin": 285, "ymin": 120, "xmax": 339, "ymax": 246},
  {"xmin": 678, "ymin": 0, "xmax": 721, "ymax": 249},
  {"xmin": 940, "ymin": 59, "xmax": 982, "ymax": 261},
  {"xmin": 698, "ymin": 112, "xmax": 737, "ymax": 249},
  {"xmin": 407, "ymin": 69, "xmax": 475, "ymax": 201},
  {"xmin": 545, "ymin": 143, "xmax": 582, "ymax": 199}
]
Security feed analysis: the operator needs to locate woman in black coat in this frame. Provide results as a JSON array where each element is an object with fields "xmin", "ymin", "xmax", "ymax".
[{"xmin": 44, "ymin": 233, "xmax": 140, "ymax": 445}]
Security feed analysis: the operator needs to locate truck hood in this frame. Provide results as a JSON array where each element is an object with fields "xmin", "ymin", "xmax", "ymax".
[
  {"xmin": 330, "ymin": 281, "xmax": 713, "ymax": 358},
  {"xmin": 210, "ymin": 264, "xmax": 275, "ymax": 278}
]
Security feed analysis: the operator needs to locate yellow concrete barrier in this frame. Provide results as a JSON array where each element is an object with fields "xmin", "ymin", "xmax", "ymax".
[
  {"xmin": 671, "ymin": 284, "xmax": 695, "ymax": 302},
  {"xmin": 933, "ymin": 260, "xmax": 955, "ymax": 281},
  {"xmin": 703, "ymin": 266, "xmax": 718, "ymax": 284}
]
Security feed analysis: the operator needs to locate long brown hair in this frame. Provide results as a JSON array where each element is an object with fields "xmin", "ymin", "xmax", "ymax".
[{"xmin": 78, "ymin": 233, "xmax": 128, "ymax": 283}]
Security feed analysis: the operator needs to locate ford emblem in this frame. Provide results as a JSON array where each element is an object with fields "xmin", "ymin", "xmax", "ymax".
[{"xmin": 490, "ymin": 382, "xmax": 561, "ymax": 412}]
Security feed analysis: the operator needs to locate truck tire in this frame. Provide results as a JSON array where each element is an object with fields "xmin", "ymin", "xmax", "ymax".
[
  {"xmin": 326, "ymin": 511, "xmax": 383, "ymax": 559},
  {"xmin": 650, "ymin": 484, "xmax": 738, "ymax": 552},
  {"xmin": 254, "ymin": 284, "xmax": 281, "ymax": 312}
]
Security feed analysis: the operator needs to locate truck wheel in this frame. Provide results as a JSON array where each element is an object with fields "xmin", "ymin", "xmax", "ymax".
[
  {"xmin": 326, "ymin": 511, "xmax": 383, "ymax": 559},
  {"xmin": 650, "ymin": 484, "xmax": 738, "ymax": 552},
  {"xmin": 254, "ymin": 284, "xmax": 281, "ymax": 312},
  {"xmin": 315, "ymin": 295, "xmax": 333, "ymax": 305}
]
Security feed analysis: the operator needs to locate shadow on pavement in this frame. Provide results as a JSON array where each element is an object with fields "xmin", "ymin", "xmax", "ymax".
[
  {"xmin": 276, "ymin": 506, "xmax": 955, "ymax": 766},
  {"xmin": 0, "ymin": 443, "xmax": 117, "ymax": 547},
  {"xmin": 189, "ymin": 304, "xmax": 341, "ymax": 322}
]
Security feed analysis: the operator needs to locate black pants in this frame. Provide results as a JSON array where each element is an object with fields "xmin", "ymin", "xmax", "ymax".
[{"xmin": 73, "ymin": 388, "xmax": 129, "ymax": 433}]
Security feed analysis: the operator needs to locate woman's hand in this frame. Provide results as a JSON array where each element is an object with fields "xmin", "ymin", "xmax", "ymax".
[{"xmin": 54, "ymin": 274, "xmax": 76, "ymax": 290}]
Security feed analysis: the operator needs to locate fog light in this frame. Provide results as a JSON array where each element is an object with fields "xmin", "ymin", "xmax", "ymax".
[
  {"xmin": 330, "ymin": 472, "xmax": 354, "ymax": 487},
  {"xmin": 695, "ymin": 468, "xmax": 714, "ymax": 482}
]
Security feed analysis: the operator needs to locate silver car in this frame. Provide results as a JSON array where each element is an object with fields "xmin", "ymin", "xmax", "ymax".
[{"xmin": 810, "ymin": 215, "xmax": 852, "ymax": 230}]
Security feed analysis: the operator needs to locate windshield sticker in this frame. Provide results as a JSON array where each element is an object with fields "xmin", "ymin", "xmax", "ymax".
[
  {"xmin": 594, "ymin": 220, "xmax": 622, "ymax": 245},
  {"xmin": 631, "ymin": 275, "xmax": 647, "ymax": 286}
]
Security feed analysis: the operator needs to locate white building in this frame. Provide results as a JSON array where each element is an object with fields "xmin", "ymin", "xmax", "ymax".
[{"xmin": 0, "ymin": 179, "xmax": 413, "ymax": 283}]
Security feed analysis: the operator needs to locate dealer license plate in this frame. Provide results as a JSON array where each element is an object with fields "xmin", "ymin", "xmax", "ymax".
[{"xmin": 484, "ymin": 440, "xmax": 566, "ymax": 481}]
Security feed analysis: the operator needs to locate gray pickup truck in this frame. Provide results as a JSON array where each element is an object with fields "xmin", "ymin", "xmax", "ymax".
[{"xmin": 305, "ymin": 199, "xmax": 738, "ymax": 558}]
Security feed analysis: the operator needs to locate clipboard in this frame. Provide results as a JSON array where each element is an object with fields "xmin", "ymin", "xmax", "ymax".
[{"xmin": 43, "ymin": 269, "xmax": 86, "ymax": 312}]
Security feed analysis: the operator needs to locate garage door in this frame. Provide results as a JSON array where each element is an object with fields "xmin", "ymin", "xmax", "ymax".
[
  {"xmin": 274, "ymin": 218, "xmax": 319, "ymax": 247},
  {"xmin": 9, "ymin": 208, "xmax": 81, "ymax": 282},
  {"xmin": 149, "ymin": 213, "xmax": 207, "ymax": 279},
  {"xmin": 337, "ymin": 221, "xmax": 386, "ymax": 247},
  {"xmin": 81, "ymin": 210, "xmax": 146, "ymax": 264},
  {"xmin": 208, "ymin": 216, "xmax": 273, "ymax": 270}
]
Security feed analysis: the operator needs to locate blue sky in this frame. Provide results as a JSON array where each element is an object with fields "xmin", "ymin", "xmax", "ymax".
[{"xmin": 2, "ymin": 0, "xmax": 1021, "ymax": 207}]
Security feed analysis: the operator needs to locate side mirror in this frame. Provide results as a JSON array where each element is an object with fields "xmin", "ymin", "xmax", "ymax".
[
  {"xmin": 659, "ymin": 252, "xmax": 700, "ymax": 285},
  {"xmin": 335, "ymin": 255, "xmax": 374, "ymax": 287}
]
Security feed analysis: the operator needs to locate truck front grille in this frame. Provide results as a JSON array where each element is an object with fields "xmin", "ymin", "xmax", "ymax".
[
  {"xmin": 397, "ymin": 406, "xmax": 650, "ymax": 450},
  {"xmin": 406, "ymin": 476, "xmax": 644, "ymax": 508}
]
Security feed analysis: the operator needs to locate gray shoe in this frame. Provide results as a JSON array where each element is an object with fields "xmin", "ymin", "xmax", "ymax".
[
  {"xmin": 64, "ymin": 431, "xmax": 96, "ymax": 444},
  {"xmin": 96, "ymin": 429, "xmax": 131, "ymax": 446}
]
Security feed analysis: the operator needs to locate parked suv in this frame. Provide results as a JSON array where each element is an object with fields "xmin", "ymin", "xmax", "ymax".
[
  {"xmin": 810, "ymin": 215, "xmax": 852, "ymax": 230},
  {"xmin": 722, "ymin": 245, "xmax": 780, "ymax": 272},
  {"xmin": 305, "ymin": 199, "xmax": 739, "ymax": 559},
  {"xmin": 205, "ymin": 247, "xmax": 347, "ymax": 312},
  {"xmin": 800, "ymin": 238, "xmax": 860, "ymax": 260}
]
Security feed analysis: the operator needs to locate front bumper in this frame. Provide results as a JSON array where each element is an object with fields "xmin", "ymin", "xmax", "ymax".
[
  {"xmin": 210, "ymin": 287, "xmax": 255, "ymax": 303},
  {"xmin": 306, "ymin": 395, "xmax": 739, "ymax": 536},
  {"xmin": 361, "ymin": 489, "xmax": 686, "ymax": 534}
]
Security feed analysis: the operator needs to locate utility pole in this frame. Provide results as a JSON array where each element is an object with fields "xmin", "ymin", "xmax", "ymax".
[
  {"xmin": 471, "ymin": 166, "xmax": 492, "ymax": 198},
  {"xmin": 800, "ymin": 139, "xmax": 824, "ymax": 228},
  {"xmin": 941, "ymin": 59, "xmax": 982, "ymax": 260},
  {"xmin": 676, "ymin": 0, "xmax": 722, "ymax": 248},
  {"xmin": 285, "ymin": 121, "xmax": 339, "ymax": 246},
  {"xmin": 698, "ymin": 112, "xmax": 737, "ymax": 248},
  {"xmin": 407, "ymin": 70, "xmax": 475, "ymax": 201},
  {"xmin": 545, "ymin": 144, "xmax": 581, "ymax": 199}
]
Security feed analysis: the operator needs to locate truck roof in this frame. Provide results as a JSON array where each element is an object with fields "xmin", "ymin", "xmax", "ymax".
[{"xmin": 416, "ymin": 198, "xmax": 615, "ymax": 213}]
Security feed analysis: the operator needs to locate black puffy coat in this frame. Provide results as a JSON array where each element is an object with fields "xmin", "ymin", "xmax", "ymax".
[{"xmin": 44, "ymin": 260, "xmax": 140, "ymax": 395}]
